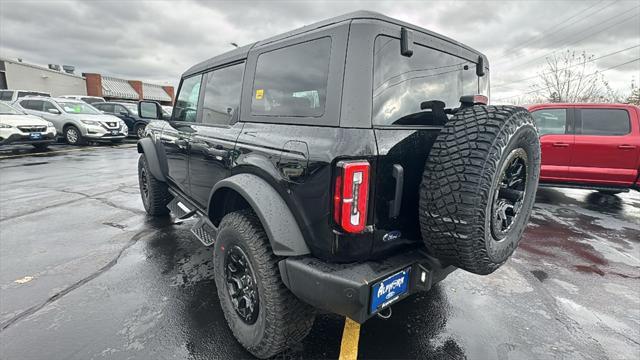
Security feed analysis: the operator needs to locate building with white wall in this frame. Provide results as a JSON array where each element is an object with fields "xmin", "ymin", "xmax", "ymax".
[{"xmin": 0, "ymin": 58, "xmax": 86, "ymax": 96}]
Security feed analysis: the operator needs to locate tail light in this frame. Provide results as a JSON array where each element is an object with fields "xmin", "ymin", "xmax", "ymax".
[{"xmin": 333, "ymin": 160, "xmax": 370, "ymax": 233}]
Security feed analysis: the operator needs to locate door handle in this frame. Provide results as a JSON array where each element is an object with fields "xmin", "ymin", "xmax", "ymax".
[
  {"xmin": 618, "ymin": 144, "xmax": 636, "ymax": 150},
  {"xmin": 552, "ymin": 143, "xmax": 570, "ymax": 148}
]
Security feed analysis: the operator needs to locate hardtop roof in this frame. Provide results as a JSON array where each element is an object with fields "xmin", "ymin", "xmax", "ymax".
[{"xmin": 183, "ymin": 10, "xmax": 485, "ymax": 78}]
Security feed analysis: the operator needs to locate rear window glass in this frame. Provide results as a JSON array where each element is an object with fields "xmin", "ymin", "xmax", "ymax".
[
  {"xmin": 251, "ymin": 37, "xmax": 331, "ymax": 117},
  {"xmin": 579, "ymin": 109, "xmax": 630, "ymax": 136},
  {"xmin": 373, "ymin": 35, "xmax": 480, "ymax": 126},
  {"xmin": 0, "ymin": 90, "xmax": 13, "ymax": 101},
  {"xmin": 531, "ymin": 109, "xmax": 567, "ymax": 135},
  {"xmin": 82, "ymin": 97, "xmax": 104, "ymax": 104},
  {"xmin": 17, "ymin": 91, "xmax": 49, "ymax": 98}
]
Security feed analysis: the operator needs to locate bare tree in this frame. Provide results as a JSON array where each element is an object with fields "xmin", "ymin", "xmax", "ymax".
[{"xmin": 531, "ymin": 50, "xmax": 613, "ymax": 103}]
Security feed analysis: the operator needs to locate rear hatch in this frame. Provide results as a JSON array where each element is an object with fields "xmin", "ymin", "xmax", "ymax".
[{"xmin": 370, "ymin": 33, "xmax": 489, "ymax": 257}]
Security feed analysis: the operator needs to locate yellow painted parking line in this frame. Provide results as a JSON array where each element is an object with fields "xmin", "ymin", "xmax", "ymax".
[
  {"xmin": 339, "ymin": 317, "xmax": 361, "ymax": 360},
  {"xmin": 0, "ymin": 144, "xmax": 136, "ymax": 160}
]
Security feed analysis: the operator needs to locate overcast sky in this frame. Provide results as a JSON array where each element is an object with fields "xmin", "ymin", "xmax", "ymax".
[{"xmin": 1, "ymin": 0, "xmax": 638, "ymax": 103}]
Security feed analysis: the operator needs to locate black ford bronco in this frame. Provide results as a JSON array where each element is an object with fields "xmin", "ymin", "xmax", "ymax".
[{"xmin": 136, "ymin": 11, "xmax": 541, "ymax": 358}]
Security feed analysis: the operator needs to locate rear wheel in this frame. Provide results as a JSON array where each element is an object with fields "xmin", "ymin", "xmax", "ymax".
[
  {"xmin": 135, "ymin": 124, "xmax": 146, "ymax": 139},
  {"xmin": 419, "ymin": 105, "xmax": 541, "ymax": 275},
  {"xmin": 138, "ymin": 154, "xmax": 171, "ymax": 216},
  {"xmin": 214, "ymin": 210, "xmax": 315, "ymax": 359}
]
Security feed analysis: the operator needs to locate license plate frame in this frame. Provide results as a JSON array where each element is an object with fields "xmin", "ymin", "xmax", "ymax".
[
  {"xmin": 370, "ymin": 267, "xmax": 411, "ymax": 314},
  {"xmin": 110, "ymin": 130, "xmax": 119, "ymax": 135}
]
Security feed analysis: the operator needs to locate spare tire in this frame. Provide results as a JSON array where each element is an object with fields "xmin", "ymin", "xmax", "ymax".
[{"xmin": 419, "ymin": 105, "xmax": 540, "ymax": 275}]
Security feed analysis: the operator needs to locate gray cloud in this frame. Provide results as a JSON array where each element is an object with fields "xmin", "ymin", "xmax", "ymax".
[{"xmin": 1, "ymin": 0, "xmax": 638, "ymax": 101}]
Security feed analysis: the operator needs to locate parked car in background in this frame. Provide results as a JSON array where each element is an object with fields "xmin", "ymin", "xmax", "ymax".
[
  {"xmin": 14, "ymin": 97, "xmax": 127, "ymax": 145},
  {"xmin": 0, "ymin": 89, "xmax": 50, "ymax": 103},
  {"xmin": 59, "ymin": 95, "xmax": 106, "ymax": 104},
  {"xmin": 529, "ymin": 103, "xmax": 640, "ymax": 194},
  {"xmin": 0, "ymin": 102, "xmax": 56, "ymax": 150},
  {"xmin": 93, "ymin": 101, "xmax": 149, "ymax": 138}
]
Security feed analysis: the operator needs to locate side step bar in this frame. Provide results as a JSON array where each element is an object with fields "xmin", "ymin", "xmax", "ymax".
[{"xmin": 166, "ymin": 196, "xmax": 218, "ymax": 247}]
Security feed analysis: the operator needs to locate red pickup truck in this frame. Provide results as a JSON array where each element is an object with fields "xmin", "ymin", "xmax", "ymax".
[{"xmin": 527, "ymin": 103, "xmax": 640, "ymax": 194}]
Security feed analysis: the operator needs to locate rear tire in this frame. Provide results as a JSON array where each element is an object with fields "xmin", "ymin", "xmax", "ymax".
[
  {"xmin": 419, "ymin": 105, "xmax": 541, "ymax": 275},
  {"xmin": 135, "ymin": 124, "xmax": 146, "ymax": 139},
  {"xmin": 138, "ymin": 154, "xmax": 171, "ymax": 216},
  {"xmin": 214, "ymin": 210, "xmax": 315, "ymax": 359}
]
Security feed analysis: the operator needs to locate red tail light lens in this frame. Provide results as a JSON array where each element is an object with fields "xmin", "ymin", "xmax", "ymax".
[{"xmin": 334, "ymin": 160, "xmax": 370, "ymax": 233}]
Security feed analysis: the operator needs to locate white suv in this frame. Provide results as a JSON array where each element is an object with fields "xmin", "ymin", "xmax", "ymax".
[
  {"xmin": 14, "ymin": 97, "xmax": 127, "ymax": 145},
  {"xmin": 0, "ymin": 102, "xmax": 56, "ymax": 150}
]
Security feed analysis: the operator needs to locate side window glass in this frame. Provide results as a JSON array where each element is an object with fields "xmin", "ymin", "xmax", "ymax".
[
  {"xmin": 19, "ymin": 100, "xmax": 32, "ymax": 110},
  {"xmin": 251, "ymin": 37, "xmax": 331, "ymax": 117},
  {"xmin": 531, "ymin": 109, "xmax": 567, "ymax": 136},
  {"xmin": 579, "ymin": 109, "xmax": 630, "ymax": 136},
  {"xmin": 23, "ymin": 100, "xmax": 44, "ymax": 111},
  {"xmin": 42, "ymin": 101, "xmax": 57, "ymax": 113},
  {"xmin": 201, "ymin": 62, "xmax": 244, "ymax": 125},
  {"xmin": 114, "ymin": 105, "xmax": 127, "ymax": 114},
  {"xmin": 173, "ymin": 75, "xmax": 202, "ymax": 122}
]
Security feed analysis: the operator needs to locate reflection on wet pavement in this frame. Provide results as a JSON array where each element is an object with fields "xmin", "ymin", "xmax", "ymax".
[{"xmin": 0, "ymin": 146, "xmax": 638, "ymax": 359}]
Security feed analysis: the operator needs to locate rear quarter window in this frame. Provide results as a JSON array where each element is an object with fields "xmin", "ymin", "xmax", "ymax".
[
  {"xmin": 0, "ymin": 90, "xmax": 13, "ymax": 101},
  {"xmin": 251, "ymin": 37, "xmax": 331, "ymax": 118},
  {"xmin": 579, "ymin": 108, "xmax": 630, "ymax": 136}
]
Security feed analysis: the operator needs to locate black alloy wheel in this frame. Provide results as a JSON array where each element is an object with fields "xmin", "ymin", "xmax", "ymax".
[
  {"xmin": 491, "ymin": 148, "xmax": 528, "ymax": 240},
  {"xmin": 224, "ymin": 245, "xmax": 260, "ymax": 324}
]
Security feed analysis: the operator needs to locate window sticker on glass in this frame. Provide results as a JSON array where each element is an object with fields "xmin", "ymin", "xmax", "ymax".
[{"xmin": 255, "ymin": 89, "xmax": 264, "ymax": 100}]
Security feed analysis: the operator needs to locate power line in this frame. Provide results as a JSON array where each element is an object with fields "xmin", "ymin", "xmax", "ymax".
[
  {"xmin": 498, "ymin": 4, "xmax": 640, "ymax": 71},
  {"xmin": 492, "ymin": 57, "xmax": 640, "ymax": 102},
  {"xmin": 492, "ymin": 44, "xmax": 640, "ymax": 89},
  {"xmin": 495, "ymin": 0, "xmax": 611, "ymax": 65}
]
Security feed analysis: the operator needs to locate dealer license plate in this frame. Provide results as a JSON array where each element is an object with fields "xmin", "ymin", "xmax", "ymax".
[
  {"xmin": 370, "ymin": 267, "xmax": 410, "ymax": 313},
  {"xmin": 29, "ymin": 133, "xmax": 42, "ymax": 140},
  {"xmin": 111, "ymin": 130, "xmax": 119, "ymax": 135}
]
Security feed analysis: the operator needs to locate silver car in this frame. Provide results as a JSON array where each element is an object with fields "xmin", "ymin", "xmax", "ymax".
[{"xmin": 14, "ymin": 97, "xmax": 127, "ymax": 145}]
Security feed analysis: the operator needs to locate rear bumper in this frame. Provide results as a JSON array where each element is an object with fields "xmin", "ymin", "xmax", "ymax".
[{"xmin": 278, "ymin": 249, "xmax": 455, "ymax": 323}]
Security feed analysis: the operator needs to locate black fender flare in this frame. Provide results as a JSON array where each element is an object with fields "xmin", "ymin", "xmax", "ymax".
[
  {"xmin": 137, "ymin": 137, "xmax": 167, "ymax": 182},
  {"xmin": 211, "ymin": 173, "xmax": 311, "ymax": 256}
]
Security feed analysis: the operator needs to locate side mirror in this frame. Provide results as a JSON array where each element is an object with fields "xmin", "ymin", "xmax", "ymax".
[
  {"xmin": 47, "ymin": 108, "xmax": 61, "ymax": 114},
  {"xmin": 138, "ymin": 101, "xmax": 162, "ymax": 119}
]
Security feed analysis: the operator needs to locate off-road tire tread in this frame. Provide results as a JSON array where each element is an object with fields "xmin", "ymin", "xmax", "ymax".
[
  {"xmin": 419, "ymin": 105, "xmax": 538, "ymax": 274},
  {"xmin": 138, "ymin": 155, "xmax": 171, "ymax": 216},
  {"xmin": 217, "ymin": 210, "xmax": 315, "ymax": 359}
]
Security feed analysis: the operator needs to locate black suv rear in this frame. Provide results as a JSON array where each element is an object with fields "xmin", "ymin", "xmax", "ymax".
[{"xmin": 136, "ymin": 11, "xmax": 540, "ymax": 358}]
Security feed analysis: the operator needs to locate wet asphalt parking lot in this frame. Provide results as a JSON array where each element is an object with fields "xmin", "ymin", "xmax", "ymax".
[{"xmin": 0, "ymin": 143, "xmax": 639, "ymax": 360}]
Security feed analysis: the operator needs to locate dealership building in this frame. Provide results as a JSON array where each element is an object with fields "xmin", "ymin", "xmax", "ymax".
[{"xmin": 0, "ymin": 57, "xmax": 174, "ymax": 105}]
